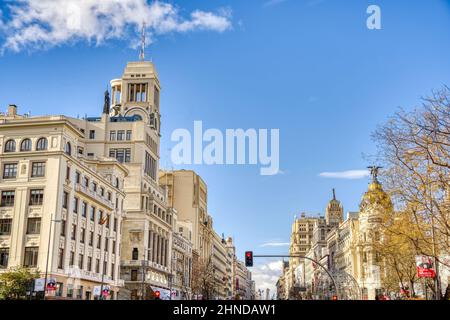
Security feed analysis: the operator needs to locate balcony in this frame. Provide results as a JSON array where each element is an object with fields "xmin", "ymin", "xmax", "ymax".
[{"xmin": 75, "ymin": 184, "xmax": 114, "ymax": 209}]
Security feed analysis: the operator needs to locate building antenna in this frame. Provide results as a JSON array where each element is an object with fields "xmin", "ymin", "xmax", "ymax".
[{"xmin": 139, "ymin": 22, "xmax": 146, "ymax": 61}]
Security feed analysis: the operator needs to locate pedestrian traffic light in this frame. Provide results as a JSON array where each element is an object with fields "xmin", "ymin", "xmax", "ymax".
[
  {"xmin": 154, "ymin": 291, "xmax": 160, "ymax": 300},
  {"xmin": 245, "ymin": 251, "xmax": 253, "ymax": 267},
  {"xmin": 332, "ymin": 295, "xmax": 338, "ymax": 301}
]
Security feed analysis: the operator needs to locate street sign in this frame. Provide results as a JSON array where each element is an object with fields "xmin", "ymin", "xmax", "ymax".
[
  {"xmin": 34, "ymin": 278, "xmax": 45, "ymax": 292},
  {"xmin": 416, "ymin": 255, "xmax": 436, "ymax": 278},
  {"xmin": 93, "ymin": 286, "xmax": 101, "ymax": 297}
]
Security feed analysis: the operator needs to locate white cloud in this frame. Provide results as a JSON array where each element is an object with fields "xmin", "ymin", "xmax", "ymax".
[
  {"xmin": 318, "ymin": 170, "xmax": 369, "ymax": 180},
  {"xmin": 260, "ymin": 241, "xmax": 290, "ymax": 247},
  {"xmin": 251, "ymin": 260, "xmax": 283, "ymax": 298},
  {"xmin": 263, "ymin": 0, "xmax": 288, "ymax": 8},
  {"xmin": 0, "ymin": 0, "xmax": 232, "ymax": 53}
]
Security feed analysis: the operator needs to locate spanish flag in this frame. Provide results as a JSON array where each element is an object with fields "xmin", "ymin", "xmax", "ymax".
[{"xmin": 100, "ymin": 214, "xmax": 109, "ymax": 226}]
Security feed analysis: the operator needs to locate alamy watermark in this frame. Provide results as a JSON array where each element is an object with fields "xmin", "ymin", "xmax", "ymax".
[
  {"xmin": 171, "ymin": 121, "xmax": 280, "ymax": 176},
  {"xmin": 367, "ymin": 5, "xmax": 382, "ymax": 30}
]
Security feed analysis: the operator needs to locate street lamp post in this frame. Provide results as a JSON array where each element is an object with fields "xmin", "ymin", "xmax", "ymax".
[
  {"xmin": 43, "ymin": 214, "xmax": 61, "ymax": 300},
  {"xmin": 99, "ymin": 235, "xmax": 115, "ymax": 300}
]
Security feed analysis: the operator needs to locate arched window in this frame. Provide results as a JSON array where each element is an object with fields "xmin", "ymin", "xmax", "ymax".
[
  {"xmin": 65, "ymin": 142, "xmax": 71, "ymax": 156},
  {"xmin": 20, "ymin": 139, "xmax": 31, "ymax": 151},
  {"xmin": 4, "ymin": 140, "xmax": 16, "ymax": 152},
  {"xmin": 36, "ymin": 137, "xmax": 48, "ymax": 151}
]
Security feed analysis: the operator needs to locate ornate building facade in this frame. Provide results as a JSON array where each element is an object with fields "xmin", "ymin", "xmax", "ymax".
[{"xmin": 0, "ymin": 105, "xmax": 127, "ymax": 299}]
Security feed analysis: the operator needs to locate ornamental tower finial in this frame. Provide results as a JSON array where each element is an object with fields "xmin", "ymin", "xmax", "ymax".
[
  {"xmin": 139, "ymin": 22, "xmax": 146, "ymax": 61},
  {"xmin": 367, "ymin": 166, "xmax": 382, "ymax": 183}
]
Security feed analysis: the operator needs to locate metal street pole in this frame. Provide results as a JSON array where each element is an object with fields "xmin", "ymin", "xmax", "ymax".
[
  {"xmin": 100, "ymin": 236, "xmax": 115, "ymax": 300},
  {"xmin": 427, "ymin": 156, "xmax": 442, "ymax": 300},
  {"xmin": 43, "ymin": 214, "xmax": 60, "ymax": 300}
]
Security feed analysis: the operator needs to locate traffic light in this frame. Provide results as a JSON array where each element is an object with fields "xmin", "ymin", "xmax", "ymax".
[
  {"xmin": 245, "ymin": 251, "xmax": 253, "ymax": 267},
  {"xmin": 154, "ymin": 291, "xmax": 161, "ymax": 300},
  {"xmin": 332, "ymin": 295, "xmax": 338, "ymax": 301}
]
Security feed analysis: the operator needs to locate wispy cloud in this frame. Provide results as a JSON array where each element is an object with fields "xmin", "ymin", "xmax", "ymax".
[
  {"xmin": 251, "ymin": 260, "xmax": 283, "ymax": 297},
  {"xmin": 319, "ymin": 170, "xmax": 370, "ymax": 180},
  {"xmin": 260, "ymin": 241, "xmax": 290, "ymax": 247},
  {"xmin": 263, "ymin": 0, "xmax": 288, "ymax": 8},
  {"xmin": 0, "ymin": 0, "xmax": 232, "ymax": 53}
]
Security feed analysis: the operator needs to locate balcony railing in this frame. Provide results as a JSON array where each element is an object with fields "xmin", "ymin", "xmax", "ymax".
[{"xmin": 75, "ymin": 184, "xmax": 114, "ymax": 209}]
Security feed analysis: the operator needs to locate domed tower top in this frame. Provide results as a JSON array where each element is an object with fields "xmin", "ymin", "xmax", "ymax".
[
  {"xmin": 359, "ymin": 166, "xmax": 393, "ymax": 218},
  {"xmin": 326, "ymin": 188, "xmax": 343, "ymax": 226}
]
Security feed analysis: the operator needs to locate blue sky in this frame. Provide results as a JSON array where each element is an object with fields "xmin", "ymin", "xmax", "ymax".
[{"xmin": 1, "ymin": 0, "xmax": 450, "ymax": 292}]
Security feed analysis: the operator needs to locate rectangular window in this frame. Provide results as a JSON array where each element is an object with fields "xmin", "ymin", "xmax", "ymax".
[
  {"xmin": 112, "ymin": 240, "xmax": 116, "ymax": 254},
  {"xmin": 90, "ymin": 206, "xmax": 95, "ymax": 222},
  {"xmin": 80, "ymin": 227, "xmax": 85, "ymax": 244},
  {"xmin": 67, "ymin": 285, "xmax": 73, "ymax": 298},
  {"xmin": 109, "ymin": 131, "xmax": 116, "ymax": 141},
  {"xmin": 60, "ymin": 219, "xmax": 66, "ymax": 237},
  {"xmin": 105, "ymin": 238, "xmax": 109, "ymax": 252},
  {"xmin": 83, "ymin": 177, "xmax": 89, "ymax": 188},
  {"xmin": 92, "ymin": 182, "xmax": 97, "ymax": 193},
  {"xmin": 71, "ymin": 224, "xmax": 77, "ymax": 240},
  {"xmin": 73, "ymin": 197, "xmax": 79, "ymax": 213},
  {"xmin": 95, "ymin": 259, "xmax": 100, "ymax": 273},
  {"xmin": 23, "ymin": 247, "xmax": 39, "ymax": 267},
  {"xmin": 89, "ymin": 231, "xmax": 94, "ymax": 246},
  {"xmin": 144, "ymin": 151, "xmax": 157, "ymax": 180},
  {"xmin": 3, "ymin": 163, "xmax": 17, "ymax": 179},
  {"xmin": 97, "ymin": 210, "xmax": 103, "ymax": 224},
  {"xmin": 117, "ymin": 130, "xmax": 124, "ymax": 141},
  {"xmin": 31, "ymin": 162, "xmax": 46, "ymax": 177},
  {"xmin": 0, "ymin": 248, "xmax": 9, "ymax": 268},
  {"xmin": 100, "ymin": 187, "xmax": 104, "ymax": 197},
  {"xmin": 0, "ymin": 219, "xmax": 12, "ymax": 235},
  {"xmin": 75, "ymin": 171, "xmax": 81, "ymax": 184},
  {"xmin": 69, "ymin": 251, "xmax": 74, "ymax": 266},
  {"xmin": 89, "ymin": 130, "xmax": 95, "ymax": 139},
  {"xmin": 1, "ymin": 191, "xmax": 15, "ymax": 207},
  {"xmin": 113, "ymin": 217, "xmax": 117, "ymax": 232},
  {"xmin": 78, "ymin": 254, "xmax": 84, "ymax": 269},
  {"xmin": 66, "ymin": 166, "xmax": 71, "ymax": 181},
  {"xmin": 56, "ymin": 283, "xmax": 63, "ymax": 297},
  {"xmin": 125, "ymin": 149, "xmax": 131, "ymax": 163},
  {"xmin": 154, "ymin": 86, "xmax": 160, "ymax": 109},
  {"xmin": 126, "ymin": 130, "xmax": 132, "ymax": 141},
  {"xmin": 131, "ymin": 269, "xmax": 138, "ymax": 281},
  {"xmin": 29, "ymin": 189, "xmax": 44, "ymax": 206},
  {"xmin": 58, "ymin": 248, "xmax": 64, "ymax": 269},
  {"xmin": 111, "ymin": 263, "xmax": 115, "ymax": 280},
  {"xmin": 63, "ymin": 191, "xmax": 68, "ymax": 209},
  {"xmin": 87, "ymin": 256, "xmax": 92, "ymax": 272},
  {"xmin": 26, "ymin": 218, "xmax": 41, "ymax": 234},
  {"xmin": 97, "ymin": 235, "xmax": 101, "ymax": 249},
  {"xmin": 81, "ymin": 202, "xmax": 87, "ymax": 218}
]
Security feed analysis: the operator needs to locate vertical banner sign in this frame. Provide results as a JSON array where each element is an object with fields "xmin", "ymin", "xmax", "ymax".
[{"xmin": 416, "ymin": 256, "xmax": 436, "ymax": 278}]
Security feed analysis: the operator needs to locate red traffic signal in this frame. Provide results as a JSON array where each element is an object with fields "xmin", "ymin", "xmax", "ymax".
[
  {"xmin": 332, "ymin": 295, "xmax": 338, "ymax": 300},
  {"xmin": 154, "ymin": 291, "xmax": 161, "ymax": 299},
  {"xmin": 245, "ymin": 251, "xmax": 253, "ymax": 267}
]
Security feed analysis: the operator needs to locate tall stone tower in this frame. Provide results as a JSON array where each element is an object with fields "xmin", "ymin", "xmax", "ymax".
[
  {"xmin": 325, "ymin": 189, "xmax": 343, "ymax": 227},
  {"xmin": 110, "ymin": 61, "xmax": 161, "ymax": 136}
]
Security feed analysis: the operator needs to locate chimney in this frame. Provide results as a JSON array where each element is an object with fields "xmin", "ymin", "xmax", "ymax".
[{"xmin": 7, "ymin": 104, "xmax": 17, "ymax": 116}]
